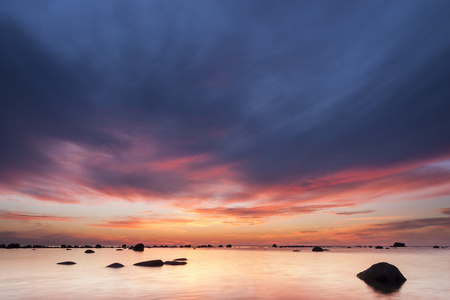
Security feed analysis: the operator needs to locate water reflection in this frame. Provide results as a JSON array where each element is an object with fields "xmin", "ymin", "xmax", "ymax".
[{"xmin": 362, "ymin": 279, "xmax": 405, "ymax": 295}]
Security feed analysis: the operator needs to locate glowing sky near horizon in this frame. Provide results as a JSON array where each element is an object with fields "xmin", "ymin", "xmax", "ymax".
[{"xmin": 1, "ymin": 0, "xmax": 450, "ymax": 246}]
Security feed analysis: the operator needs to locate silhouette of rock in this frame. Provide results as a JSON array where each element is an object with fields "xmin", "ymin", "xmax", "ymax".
[
  {"xmin": 85, "ymin": 249, "xmax": 95, "ymax": 253},
  {"xmin": 107, "ymin": 263, "xmax": 124, "ymax": 268},
  {"xmin": 393, "ymin": 242, "xmax": 405, "ymax": 247},
  {"xmin": 133, "ymin": 243, "xmax": 145, "ymax": 252},
  {"xmin": 272, "ymin": 244, "xmax": 278, "ymax": 248},
  {"xmin": 0, "ymin": 244, "xmax": 5, "ymax": 248},
  {"xmin": 226, "ymin": 244, "xmax": 232, "ymax": 248},
  {"xmin": 312, "ymin": 246, "xmax": 324, "ymax": 252},
  {"xmin": 433, "ymin": 245, "xmax": 440, "ymax": 248},
  {"xmin": 375, "ymin": 246, "xmax": 384, "ymax": 249},
  {"xmin": 164, "ymin": 261, "xmax": 187, "ymax": 265},
  {"xmin": 57, "ymin": 261, "xmax": 76, "ymax": 265},
  {"xmin": 66, "ymin": 248, "xmax": 72, "ymax": 250},
  {"xmin": 133, "ymin": 260, "xmax": 164, "ymax": 267},
  {"xmin": 116, "ymin": 249, "xmax": 123, "ymax": 251},
  {"xmin": 95, "ymin": 244, "xmax": 102, "ymax": 248},
  {"xmin": 174, "ymin": 258, "xmax": 187, "ymax": 261},
  {"xmin": 357, "ymin": 262, "xmax": 406, "ymax": 294}
]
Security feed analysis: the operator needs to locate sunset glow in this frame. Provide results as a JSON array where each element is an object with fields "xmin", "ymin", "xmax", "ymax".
[{"xmin": 1, "ymin": 1, "xmax": 450, "ymax": 247}]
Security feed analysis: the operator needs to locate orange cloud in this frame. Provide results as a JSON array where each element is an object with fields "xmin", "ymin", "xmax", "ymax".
[{"xmin": 89, "ymin": 217, "xmax": 195, "ymax": 229}]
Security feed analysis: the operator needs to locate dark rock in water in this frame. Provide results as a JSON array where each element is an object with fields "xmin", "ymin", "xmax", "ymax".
[
  {"xmin": 85, "ymin": 249, "xmax": 95, "ymax": 253},
  {"xmin": 393, "ymin": 242, "xmax": 405, "ymax": 247},
  {"xmin": 66, "ymin": 248, "xmax": 72, "ymax": 250},
  {"xmin": 312, "ymin": 246, "xmax": 324, "ymax": 252},
  {"xmin": 357, "ymin": 262, "xmax": 406, "ymax": 294},
  {"xmin": 133, "ymin": 260, "xmax": 164, "ymax": 267},
  {"xmin": 164, "ymin": 261, "xmax": 187, "ymax": 265},
  {"xmin": 107, "ymin": 263, "xmax": 124, "ymax": 268},
  {"xmin": 375, "ymin": 246, "xmax": 384, "ymax": 249},
  {"xmin": 433, "ymin": 245, "xmax": 440, "ymax": 248},
  {"xmin": 95, "ymin": 244, "xmax": 102, "ymax": 248},
  {"xmin": 57, "ymin": 261, "xmax": 76, "ymax": 265},
  {"xmin": 116, "ymin": 249, "xmax": 123, "ymax": 251},
  {"xmin": 133, "ymin": 243, "xmax": 145, "ymax": 252},
  {"xmin": 293, "ymin": 249, "xmax": 300, "ymax": 252},
  {"xmin": 174, "ymin": 258, "xmax": 187, "ymax": 261}
]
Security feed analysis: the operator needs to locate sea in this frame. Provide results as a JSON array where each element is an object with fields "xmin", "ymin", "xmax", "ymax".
[{"xmin": 0, "ymin": 246, "xmax": 448, "ymax": 299}]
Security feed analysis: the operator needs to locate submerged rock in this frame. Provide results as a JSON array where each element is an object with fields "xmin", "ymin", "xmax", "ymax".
[
  {"xmin": 312, "ymin": 246, "xmax": 324, "ymax": 252},
  {"xmin": 133, "ymin": 260, "xmax": 164, "ymax": 267},
  {"xmin": 107, "ymin": 263, "xmax": 124, "ymax": 268},
  {"xmin": 133, "ymin": 243, "xmax": 145, "ymax": 252},
  {"xmin": 357, "ymin": 262, "xmax": 406, "ymax": 294},
  {"xmin": 164, "ymin": 261, "xmax": 187, "ymax": 265},
  {"xmin": 85, "ymin": 249, "xmax": 95, "ymax": 254},
  {"xmin": 57, "ymin": 261, "xmax": 76, "ymax": 265}
]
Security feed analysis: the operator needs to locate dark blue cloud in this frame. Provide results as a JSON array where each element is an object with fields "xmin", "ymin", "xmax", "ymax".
[{"xmin": 1, "ymin": 0, "xmax": 450, "ymax": 193}]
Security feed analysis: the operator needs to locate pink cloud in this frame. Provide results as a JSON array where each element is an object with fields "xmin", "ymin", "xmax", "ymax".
[{"xmin": 0, "ymin": 210, "xmax": 77, "ymax": 222}]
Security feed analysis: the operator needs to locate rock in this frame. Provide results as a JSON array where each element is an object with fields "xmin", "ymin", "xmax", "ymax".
[
  {"xmin": 357, "ymin": 262, "xmax": 406, "ymax": 293},
  {"xmin": 66, "ymin": 248, "xmax": 72, "ymax": 251},
  {"xmin": 133, "ymin": 260, "xmax": 164, "ymax": 267},
  {"xmin": 433, "ymin": 245, "xmax": 440, "ymax": 248},
  {"xmin": 293, "ymin": 249, "xmax": 300, "ymax": 252},
  {"xmin": 57, "ymin": 261, "xmax": 76, "ymax": 265},
  {"xmin": 312, "ymin": 246, "xmax": 324, "ymax": 252},
  {"xmin": 133, "ymin": 243, "xmax": 145, "ymax": 252},
  {"xmin": 116, "ymin": 249, "xmax": 123, "ymax": 251},
  {"xmin": 107, "ymin": 263, "xmax": 124, "ymax": 268},
  {"xmin": 375, "ymin": 246, "xmax": 384, "ymax": 249},
  {"xmin": 272, "ymin": 244, "xmax": 278, "ymax": 248},
  {"xmin": 95, "ymin": 244, "xmax": 102, "ymax": 248},
  {"xmin": 392, "ymin": 242, "xmax": 405, "ymax": 247},
  {"xmin": 85, "ymin": 249, "xmax": 95, "ymax": 253},
  {"xmin": 164, "ymin": 261, "xmax": 187, "ymax": 265},
  {"xmin": 174, "ymin": 258, "xmax": 187, "ymax": 261}
]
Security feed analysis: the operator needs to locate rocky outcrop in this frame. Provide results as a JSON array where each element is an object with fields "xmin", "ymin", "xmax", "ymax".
[
  {"xmin": 133, "ymin": 260, "xmax": 164, "ymax": 267},
  {"xmin": 133, "ymin": 243, "xmax": 145, "ymax": 252},
  {"xmin": 57, "ymin": 261, "xmax": 76, "ymax": 265},
  {"xmin": 164, "ymin": 261, "xmax": 187, "ymax": 265},
  {"xmin": 107, "ymin": 263, "xmax": 124, "ymax": 268},
  {"xmin": 357, "ymin": 262, "xmax": 406, "ymax": 293},
  {"xmin": 174, "ymin": 258, "xmax": 187, "ymax": 261},
  {"xmin": 392, "ymin": 242, "xmax": 406, "ymax": 247},
  {"xmin": 85, "ymin": 249, "xmax": 95, "ymax": 253},
  {"xmin": 375, "ymin": 246, "xmax": 384, "ymax": 249},
  {"xmin": 312, "ymin": 246, "xmax": 324, "ymax": 252}
]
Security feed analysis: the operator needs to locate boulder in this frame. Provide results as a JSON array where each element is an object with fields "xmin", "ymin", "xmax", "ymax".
[
  {"xmin": 312, "ymin": 246, "xmax": 324, "ymax": 252},
  {"xmin": 433, "ymin": 245, "xmax": 440, "ymax": 248},
  {"xmin": 57, "ymin": 261, "xmax": 76, "ymax": 265},
  {"xmin": 134, "ymin": 260, "xmax": 164, "ymax": 267},
  {"xmin": 357, "ymin": 262, "xmax": 406, "ymax": 293},
  {"xmin": 164, "ymin": 261, "xmax": 187, "ymax": 265},
  {"xmin": 133, "ymin": 243, "xmax": 145, "ymax": 252},
  {"xmin": 116, "ymin": 249, "xmax": 123, "ymax": 251},
  {"xmin": 106, "ymin": 263, "xmax": 124, "ymax": 268},
  {"xmin": 392, "ymin": 242, "xmax": 406, "ymax": 247},
  {"xmin": 375, "ymin": 246, "xmax": 384, "ymax": 249},
  {"xmin": 174, "ymin": 258, "xmax": 187, "ymax": 261},
  {"xmin": 85, "ymin": 249, "xmax": 95, "ymax": 253}
]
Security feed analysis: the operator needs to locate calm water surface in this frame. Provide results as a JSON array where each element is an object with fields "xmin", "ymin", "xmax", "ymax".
[{"xmin": 0, "ymin": 247, "xmax": 449, "ymax": 299}]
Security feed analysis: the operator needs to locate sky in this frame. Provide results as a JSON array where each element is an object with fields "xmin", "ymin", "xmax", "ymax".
[{"xmin": 1, "ymin": 0, "xmax": 450, "ymax": 247}]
